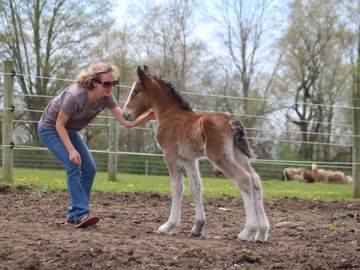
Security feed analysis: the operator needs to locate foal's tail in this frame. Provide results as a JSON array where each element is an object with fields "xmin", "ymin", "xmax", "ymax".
[{"xmin": 230, "ymin": 120, "xmax": 255, "ymax": 159}]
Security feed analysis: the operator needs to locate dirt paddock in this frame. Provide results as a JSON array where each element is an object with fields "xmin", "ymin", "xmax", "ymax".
[{"xmin": 0, "ymin": 185, "xmax": 359, "ymax": 270}]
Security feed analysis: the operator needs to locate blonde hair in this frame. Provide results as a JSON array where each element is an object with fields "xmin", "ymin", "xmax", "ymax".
[{"xmin": 75, "ymin": 63, "xmax": 119, "ymax": 90}]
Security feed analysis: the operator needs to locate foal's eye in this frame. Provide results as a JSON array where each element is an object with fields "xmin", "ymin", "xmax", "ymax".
[{"xmin": 132, "ymin": 90, "xmax": 140, "ymax": 98}]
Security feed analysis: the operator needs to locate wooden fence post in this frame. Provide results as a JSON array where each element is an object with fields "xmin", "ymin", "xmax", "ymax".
[
  {"xmin": 353, "ymin": 40, "xmax": 360, "ymax": 197},
  {"xmin": 107, "ymin": 84, "xmax": 120, "ymax": 181},
  {"xmin": 353, "ymin": 99, "xmax": 360, "ymax": 198},
  {"xmin": 2, "ymin": 60, "xmax": 14, "ymax": 185}
]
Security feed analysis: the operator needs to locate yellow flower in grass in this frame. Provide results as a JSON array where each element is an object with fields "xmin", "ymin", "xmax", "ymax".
[
  {"xmin": 16, "ymin": 177, "xmax": 24, "ymax": 183},
  {"xmin": 308, "ymin": 195, "xmax": 320, "ymax": 201},
  {"xmin": 55, "ymin": 179, "xmax": 65, "ymax": 186}
]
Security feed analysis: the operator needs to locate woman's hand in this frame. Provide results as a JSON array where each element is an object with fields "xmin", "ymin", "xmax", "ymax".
[
  {"xmin": 146, "ymin": 111, "xmax": 156, "ymax": 121},
  {"xmin": 69, "ymin": 149, "xmax": 81, "ymax": 165},
  {"xmin": 129, "ymin": 110, "xmax": 156, "ymax": 127},
  {"xmin": 56, "ymin": 111, "xmax": 82, "ymax": 165},
  {"xmin": 121, "ymin": 121, "xmax": 134, "ymax": 129},
  {"xmin": 111, "ymin": 107, "xmax": 155, "ymax": 128}
]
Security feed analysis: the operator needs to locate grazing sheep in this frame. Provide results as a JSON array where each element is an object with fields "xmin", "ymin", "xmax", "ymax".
[
  {"xmin": 282, "ymin": 167, "xmax": 315, "ymax": 183},
  {"xmin": 282, "ymin": 167, "xmax": 305, "ymax": 181},
  {"xmin": 345, "ymin": 175, "xmax": 353, "ymax": 184},
  {"xmin": 326, "ymin": 170, "xmax": 346, "ymax": 184},
  {"xmin": 311, "ymin": 164, "xmax": 328, "ymax": 182},
  {"xmin": 302, "ymin": 170, "xmax": 315, "ymax": 183},
  {"xmin": 312, "ymin": 163, "xmax": 348, "ymax": 184},
  {"xmin": 292, "ymin": 173, "xmax": 304, "ymax": 182}
]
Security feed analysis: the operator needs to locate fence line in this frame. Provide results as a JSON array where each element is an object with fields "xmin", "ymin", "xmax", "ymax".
[
  {"xmin": 1, "ymin": 73, "xmax": 356, "ymax": 137},
  {"xmin": 0, "ymin": 112, "xmax": 354, "ymax": 139},
  {"xmin": 4, "ymin": 103, "xmax": 353, "ymax": 128},
  {"xmin": 0, "ymin": 144, "xmax": 355, "ymax": 168},
  {"xmin": 0, "ymin": 146, "xmax": 353, "ymax": 179},
  {"xmin": 181, "ymin": 91, "xmax": 356, "ymax": 111},
  {"xmin": 1, "ymin": 117, "xmax": 353, "ymax": 146},
  {"xmin": 1, "ymin": 75, "xmax": 357, "ymax": 142},
  {"xmin": 1, "ymin": 100, "xmax": 356, "ymax": 137},
  {"xmin": 1, "ymin": 64, "xmax": 359, "ymax": 197},
  {"xmin": 1, "ymin": 71, "xmax": 356, "ymax": 110}
]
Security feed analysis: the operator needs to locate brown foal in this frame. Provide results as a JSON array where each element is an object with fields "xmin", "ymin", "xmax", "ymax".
[{"xmin": 123, "ymin": 65, "xmax": 270, "ymax": 242}]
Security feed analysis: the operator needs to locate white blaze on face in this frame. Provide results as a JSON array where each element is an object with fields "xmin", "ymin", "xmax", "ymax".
[{"xmin": 123, "ymin": 82, "xmax": 137, "ymax": 116}]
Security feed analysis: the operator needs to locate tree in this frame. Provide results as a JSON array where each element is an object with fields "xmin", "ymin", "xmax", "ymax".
[
  {"xmin": 127, "ymin": 0, "xmax": 205, "ymax": 93},
  {"xmin": 207, "ymin": 0, "xmax": 283, "ymax": 160},
  {"xmin": 213, "ymin": 0, "xmax": 277, "ymax": 126},
  {"xmin": 0, "ymin": 0, "xmax": 115, "ymax": 144},
  {"xmin": 342, "ymin": 0, "xmax": 360, "ymax": 197},
  {"xmin": 91, "ymin": 24, "xmax": 160, "ymax": 153},
  {"xmin": 343, "ymin": 1, "xmax": 360, "ymax": 98},
  {"xmin": 278, "ymin": 0, "xmax": 347, "ymax": 160}
]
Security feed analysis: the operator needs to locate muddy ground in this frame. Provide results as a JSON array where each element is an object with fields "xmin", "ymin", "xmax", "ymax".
[{"xmin": 0, "ymin": 185, "xmax": 359, "ymax": 270}]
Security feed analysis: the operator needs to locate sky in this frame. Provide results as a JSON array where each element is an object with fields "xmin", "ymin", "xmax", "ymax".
[
  {"xmin": 112, "ymin": 0, "xmax": 217, "ymax": 41},
  {"xmin": 112, "ymin": 0, "xmax": 291, "ymax": 45},
  {"xmin": 111, "ymin": 0, "xmax": 291, "ymax": 69}
]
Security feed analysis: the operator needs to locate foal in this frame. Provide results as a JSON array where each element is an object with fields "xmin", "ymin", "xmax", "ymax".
[{"xmin": 123, "ymin": 66, "xmax": 270, "ymax": 242}]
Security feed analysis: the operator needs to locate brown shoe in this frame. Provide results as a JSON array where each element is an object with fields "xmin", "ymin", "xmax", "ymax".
[{"xmin": 75, "ymin": 215, "xmax": 100, "ymax": 229}]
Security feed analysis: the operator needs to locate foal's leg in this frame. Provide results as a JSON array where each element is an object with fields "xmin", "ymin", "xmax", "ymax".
[
  {"xmin": 251, "ymin": 173, "xmax": 270, "ymax": 242},
  {"xmin": 158, "ymin": 156, "xmax": 183, "ymax": 235},
  {"xmin": 235, "ymin": 151, "xmax": 270, "ymax": 242},
  {"xmin": 207, "ymin": 152, "xmax": 259, "ymax": 241},
  {"xmin": 184, "ymin": 160, "xmax": 206, "ymax": 236}
]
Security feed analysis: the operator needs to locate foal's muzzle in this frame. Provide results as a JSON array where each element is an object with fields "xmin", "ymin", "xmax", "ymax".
[{"xmin": 123, "ymin": 111, "xmax": 134, "ymax": 121}]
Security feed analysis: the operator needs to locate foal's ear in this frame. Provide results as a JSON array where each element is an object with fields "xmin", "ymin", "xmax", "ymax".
[
  {"xmin": 143, "ymin": 65, "xmax": 151, "ymax": 75},
  {"xmin": 137, "ymin": 65, "xmax": 150, "ymax": 86}
]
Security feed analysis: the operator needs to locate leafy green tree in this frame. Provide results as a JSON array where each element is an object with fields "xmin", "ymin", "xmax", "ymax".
[
  {"xmin": 91, "ymin": 24, "xmax": 160, "ymax": 153},
  {"xmin": 278, "ymin": 0, "xmax": 348, "ymax": 160},
  {"xmin": 212, "ymin": 0, "xmax": 278, "ymax": 125},
  {"xmin": 126, "ymin": 0, "xmax": 205, "ymax": 93},
  {"xmin": 0, "ymin": 0, "xmax": 115, "ymax": 144}
]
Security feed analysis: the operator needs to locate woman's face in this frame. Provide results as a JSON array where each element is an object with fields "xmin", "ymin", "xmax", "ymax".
[{"xmin": 93, "ymin": 71, "xmax": 118, "ymax": 96}]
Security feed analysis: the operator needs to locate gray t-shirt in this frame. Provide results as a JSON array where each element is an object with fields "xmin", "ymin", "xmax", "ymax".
[{"xmin": 39, "ymin": 83, "xmax": 118, "ymax": 132}]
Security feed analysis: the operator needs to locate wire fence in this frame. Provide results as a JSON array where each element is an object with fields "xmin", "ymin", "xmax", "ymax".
[{"xmin": 0, "ymin": 67, "xmax": 356, "ymax": 182}]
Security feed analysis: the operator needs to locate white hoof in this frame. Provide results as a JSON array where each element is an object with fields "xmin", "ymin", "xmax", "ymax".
[
  {"xmin": 237, "ymin": 227, "xmax": 257, "ymax": 241},
  {"xmin": 254, "ymin": 229, "xmax": 269, "ymax": 242},
  {"xmin": 157, "ymin": 222, "xmax": 176, "ymax": 235}
]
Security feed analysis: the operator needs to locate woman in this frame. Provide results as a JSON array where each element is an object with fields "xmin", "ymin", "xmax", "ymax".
[{"xmin": 38, "ymin": 63, "xmax": 154, "ymax": 228}]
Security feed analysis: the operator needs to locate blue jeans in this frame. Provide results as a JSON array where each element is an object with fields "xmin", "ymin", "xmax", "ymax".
[{"xmin": 37, "ymin": 126, "xmax": 96, "ymax": 223}]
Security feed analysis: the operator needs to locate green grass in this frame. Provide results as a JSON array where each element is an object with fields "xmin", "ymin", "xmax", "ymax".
[{"xmin": 0, "ymin": 167, "xmax": 357, "ymax": 201}]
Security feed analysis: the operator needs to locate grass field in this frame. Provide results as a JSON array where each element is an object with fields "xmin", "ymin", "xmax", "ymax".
[{"xmin": 0, "ymin": 167, "xmax": 357, "ymax": 201}]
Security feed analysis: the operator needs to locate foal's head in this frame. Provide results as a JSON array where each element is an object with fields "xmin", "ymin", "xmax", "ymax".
[
  {"xmin": 123, "ymin": 65, "xmax": 190, "ymax": 121},
  {"xmin": 123, "ymin": 65, "xmax": 152, "ymax": 121}
]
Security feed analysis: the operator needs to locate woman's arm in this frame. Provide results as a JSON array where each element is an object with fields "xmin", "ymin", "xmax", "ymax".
[
  {"xmin": 111, "ymin": 106, "xmax": 155, "ymax": 128},
  {"xmin": 56, "ymin": 111, "xmax": 81, "ymax": 165}
]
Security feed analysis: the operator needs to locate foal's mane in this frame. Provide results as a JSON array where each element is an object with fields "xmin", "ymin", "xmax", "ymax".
[{"xmin": 154, "ymin": 76, "xmax": 191, "ymax": 110}]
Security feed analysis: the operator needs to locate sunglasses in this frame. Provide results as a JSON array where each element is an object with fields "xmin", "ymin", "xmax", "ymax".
[{"xmin": 94, "ymin": 79, "xmax": 119, "ymax": 89}]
